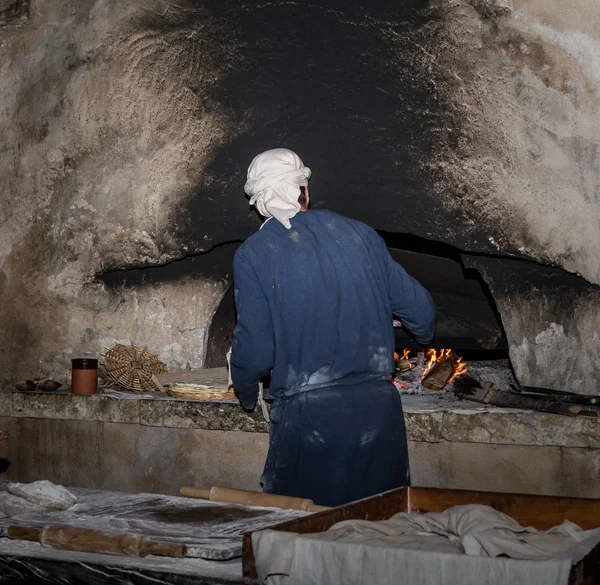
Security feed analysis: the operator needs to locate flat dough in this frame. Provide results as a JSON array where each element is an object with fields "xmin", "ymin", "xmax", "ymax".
[
  {"xmin": 167, "ymin": 383, "xmax": 236, "ymax": 400},
  {"xmin": 8, "ymin": 480, "xmax": 77, "ymax": 510}
]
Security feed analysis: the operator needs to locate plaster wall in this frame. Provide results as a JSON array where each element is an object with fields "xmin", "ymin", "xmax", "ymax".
[
  {"xmin": 431, "ymin": 0, "xmax": 600, "ymax": 283},
  {"xmin": 465, "ymin": 256, "xmax": 600, "ymax": 394},
  {"xmin": 0, "ymin": 0, "xmax": 233, "ymax": 383},
  {"xmin": 0, "ymin": 0, "xmax": 599, "ymax": 390}
]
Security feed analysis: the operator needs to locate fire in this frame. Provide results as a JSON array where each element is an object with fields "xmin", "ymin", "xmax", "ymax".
[
  {"xmin": 399, "ymin": 348, "xmax": 468, "ymax": 383},
  {"xmin": 448, "ymin": 356, "xmax": 467, "ymax": 383},
  {"xmin": 425, "ymin": 348, "xmax": 450, "ymax": 368}
]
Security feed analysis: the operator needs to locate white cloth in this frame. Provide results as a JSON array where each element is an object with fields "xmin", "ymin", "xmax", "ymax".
[
  {"xmin": 253, "ymin": 504, "xmax": 600, "ymax": 585},
  {"xmin": 244, "ymin": 148, "xmax": 311, "ymax": 229}
]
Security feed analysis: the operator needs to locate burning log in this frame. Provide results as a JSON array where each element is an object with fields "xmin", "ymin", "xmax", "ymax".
[
  {"xmin": 394, "ymin": 350, "xmax": 412, "ymax": 373},
  {"xmin": 393, "ymin": 348, "xmax": 468, "ymax": 393},
  {"xmin": 421, "ymin": 356, "xmax": 455, "ymax": 391},
  {"xmin": 421, "ymin": 350, "xmax": 467, "ymax": 391}
]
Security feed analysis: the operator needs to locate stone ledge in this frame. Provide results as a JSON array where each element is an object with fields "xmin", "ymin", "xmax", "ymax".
[
  {"xmin": 3, "ymin": 390, "xmax": 599, "ymax": 448},
  {"xmin": 9, "ymin": 391, "xmax": 140, "ymax": 425},
  {"xmin": 138, "ymin": 399, "xmax": 267, "ymax": 432},
  {"xmin": 405, "ymin": 412, "xmax": 443, "ymax": 442},
  {"xmin": 441, "ymin": 411, "xmax": 600, "ymax": 449},
  {"xmin": 3, "ymin": 390, "xmax": 267, "ymax": 433}
]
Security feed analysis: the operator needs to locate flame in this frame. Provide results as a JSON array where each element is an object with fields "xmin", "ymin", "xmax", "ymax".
[
  {"xmin": 423, "ymin": 348, "xmax": 453, "ymax": 376},
  {"xmin": 447, "ymin": 356, "xmax": 467, "ymax": 383},
  {"xmin": 400, "ymin": 348, "xmax": 468, "ymax": 383}
]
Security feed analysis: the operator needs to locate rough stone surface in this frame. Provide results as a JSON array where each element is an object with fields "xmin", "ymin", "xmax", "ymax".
[
  {"xmin": 12, "ymin": 418, "xmax": 106, "ymax": 489},
  {"xmin": 407, "ymin": 441, "xmax": 582, "ymax": 496},
  {"xmin": 4, "ymin": 417, "xmax": 269, "ymax": 494},
  {"xmin": 557, "ymin": 446, "xmax": 600, "ymax": 497},
  {"xmin": 464, "ymin": 256, "xmax": 600, "ymax": 394},
  {"xmin": 441, "ymin": 411, "xmax": 600, "ymax": 449},
  {"xmin": 0, "ymin": 0, "xmax": 232, "ymax": 384},
  {"xmin": 139, "ymin": 399, "xmax": 267, "ymax": 433},
  {"xmin": 2, "ymin": 414, "xmax": 600, "ymax": 498},
  {"xmin": 5, "ymin": 390, "xmax": 268, "ymax": 431},
  {"xmin": 0, "ymin": 0, "xmax": 29, "ymax": 26},
  {"xmin": 427, "ymin": 0, "xmax": 600, "ymax": 284},
  {"xmin": 0, "ymin": 417, "xmax": 16, "ymax": 477},
  {"xmin": 0, "ymin": 0, "xmax": 599, "ymax": 392},
  {"xmin": 6, "ymin": 390, "xmax": 600, "ymax": 448},
  {"xmin": 410, "ymin": 440, "xmax": 600, "ymax": 499},
  {"xmin": 506, "ymin": 299, "xmax": 600, "ymax": 395},
  {"xmin": 404, "ymin": 412, "xmax": 444, "ymax": 443},
  {"xmin": 10, "ymin": 391, "xmax": 141, "ymax": 424}
]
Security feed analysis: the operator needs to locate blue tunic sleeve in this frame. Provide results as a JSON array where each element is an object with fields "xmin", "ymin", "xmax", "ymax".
[
  {"xmin": 376, "ymin": 234, "xmax": 436, "ymax": 345},
  {"xmin": 230, "ymin": 249, "xmax": 275, "ymax": 410}
]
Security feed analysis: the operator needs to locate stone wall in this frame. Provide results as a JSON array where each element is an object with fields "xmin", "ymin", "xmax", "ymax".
[
  {"xmin": 0, "ymin": 0, "xmax": 233, "ymax": 384},
  {"xmin": 2, "ymin": 392, "xmax": 599, "ymax": 498},
  {"xmin": 0, "ymin": 0, "xmax": 599, "ymax": 390}
]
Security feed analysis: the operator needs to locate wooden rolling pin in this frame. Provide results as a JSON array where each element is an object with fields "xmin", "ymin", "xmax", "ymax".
[
  {"xmin": 8, "ymin": 525, "xmax": 187, "ymax": 558},
  {"xmin": 180, "ymin": 485, "xmax": 331, "ymax": 513}
]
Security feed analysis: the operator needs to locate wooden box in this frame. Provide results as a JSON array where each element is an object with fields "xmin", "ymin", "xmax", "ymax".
[{"xmin": 243, "ymin": 486, "xmax": 600, "ymax": 584}]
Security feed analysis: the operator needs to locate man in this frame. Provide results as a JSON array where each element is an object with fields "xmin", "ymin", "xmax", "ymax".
[{"xmin": 230, "ymin": 148, "xmax": 435, "ymax": 507}]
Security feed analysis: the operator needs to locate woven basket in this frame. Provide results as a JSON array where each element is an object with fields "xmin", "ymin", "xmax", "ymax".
[{"xmin": 103, "ymin": 343, "xmax": 168, "ymax": 392}]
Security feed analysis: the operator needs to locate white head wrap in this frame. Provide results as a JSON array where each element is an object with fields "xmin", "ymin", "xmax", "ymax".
[{"xmin": 244, "ymin": 148, "xmax": 311, "ymax": 229}]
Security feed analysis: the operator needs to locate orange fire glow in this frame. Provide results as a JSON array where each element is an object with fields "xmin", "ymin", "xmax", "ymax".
[
  {"xmin": 400, "ymin": 348, "xmax": 468, "ymax": 383},
  {"xmin": 447, "ymin": 356, "xmax": 467, "ymax": 383}
]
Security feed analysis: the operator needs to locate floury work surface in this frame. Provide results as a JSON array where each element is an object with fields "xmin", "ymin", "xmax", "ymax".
[
  {"xmin": 0, "ymin": 542, "xmax": 246, "ymax": 585},
  {"xmin": 0, "ymin": 484, "xmax": 306, "ymax": 561},
  {"xmin": 0, "ymin": 482, "xmax": 299, "ymax": 584}
]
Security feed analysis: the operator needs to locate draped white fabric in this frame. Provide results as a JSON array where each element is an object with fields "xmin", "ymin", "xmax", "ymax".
[
  {"xmin": 253, "ymin": 504, "xmax": 600, "ymax": 585},
  {"xmin": 244, "ymin": 148, "xmax": 311, "ymax": 229}
]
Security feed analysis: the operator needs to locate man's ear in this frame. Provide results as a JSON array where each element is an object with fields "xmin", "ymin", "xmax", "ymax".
[{"xmin": 305, "ymin": 185, "xmax": 310, "ymax": 208}]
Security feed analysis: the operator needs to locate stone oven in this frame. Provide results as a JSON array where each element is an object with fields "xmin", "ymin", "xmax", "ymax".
[
  {"xmin": 2, "ymin": 0, "xmax": 598, "ymax": 392},
  {"xmin": 1, "ymin": 0, "xmax": 599, "ymax": 498}
]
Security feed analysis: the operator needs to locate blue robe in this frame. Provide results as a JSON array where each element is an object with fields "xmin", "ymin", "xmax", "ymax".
[{"xmin": 231, "ymin": 210, "xmax": 435, "ymax": 506}]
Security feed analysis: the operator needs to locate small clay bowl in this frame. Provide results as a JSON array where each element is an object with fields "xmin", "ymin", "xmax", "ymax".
[
  {"xmin": 15, "ymin": 380, "xmax": 36, "ymax": 392},
  {"xmin": 37, "ymin": 380, "xmax": 62, "ymax": 392}
]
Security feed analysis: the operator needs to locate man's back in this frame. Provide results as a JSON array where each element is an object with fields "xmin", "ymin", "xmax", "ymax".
[{"xmin": 232, "ymin": 209, "xmax": 435, "ymax": 405}]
